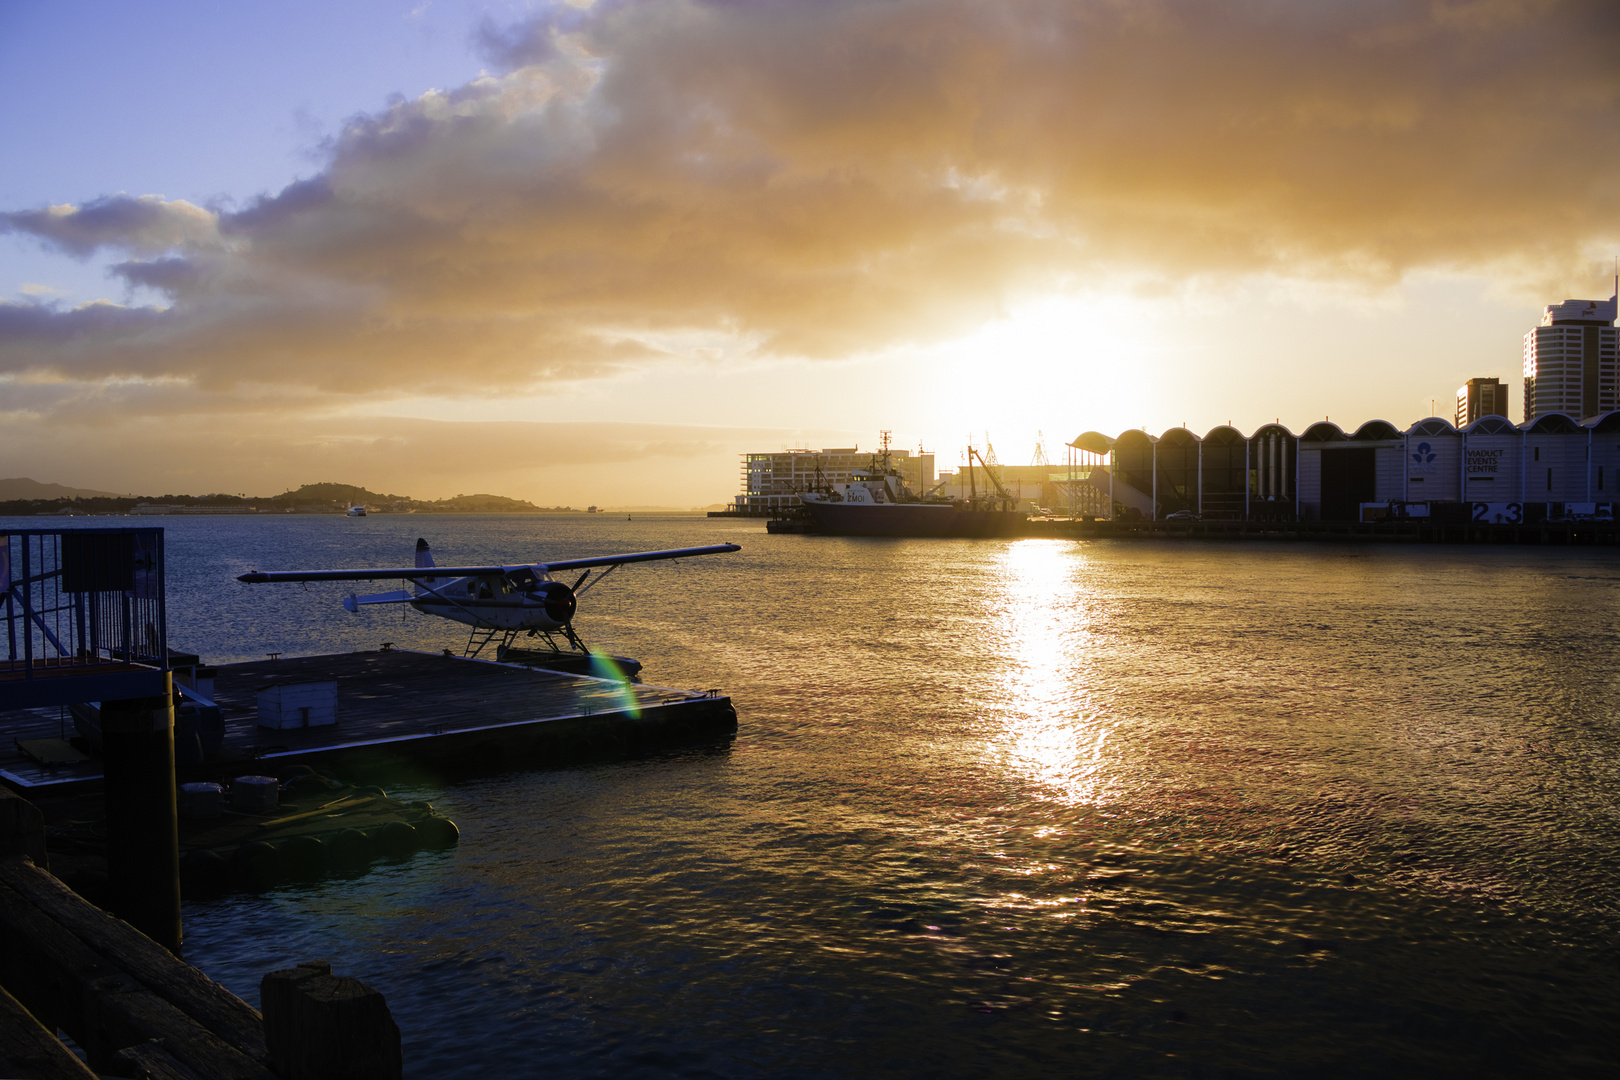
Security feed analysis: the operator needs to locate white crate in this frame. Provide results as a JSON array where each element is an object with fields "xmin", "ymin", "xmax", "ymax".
[{"xmin": 256, "ymin": 680, "xmax": 338, "ymax": 730}]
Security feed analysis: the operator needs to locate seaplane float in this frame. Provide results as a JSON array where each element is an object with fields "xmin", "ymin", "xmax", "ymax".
[{"xmin": 238, "ymin": 537, "xmax": 740, "ymax": 664}]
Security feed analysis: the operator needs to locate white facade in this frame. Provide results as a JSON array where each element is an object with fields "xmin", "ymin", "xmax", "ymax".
[{"xmin": 736, "ymin": 447, "xmax": 933, "ymax": 513}]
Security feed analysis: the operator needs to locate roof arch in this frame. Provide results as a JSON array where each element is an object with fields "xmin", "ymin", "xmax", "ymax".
[
  {"xmin": 1352, "ymin": 420, "xmax": 1402, "ymax": 441},
  {"xmin": 1526, "ymin": 412, "xmax": 1581, "ymax": 434},
  {"xmin": 1300, "ymin": 421, "xmax": 1346, "ymax": 443},
  {"xmin": 1586, "ymin": 410, "xmax": 1620, "ymax": 434},
  {"xmin": 1202, "ymin": 425, "xmax": 1246, "ymax": 444},
  {"xmin": 1158, "ymin": 426, "xmax": 1199, "ymax": 447},
  {"xmin": 1250, "ymin": 423, "xmax": 1296, "ymax": 440},
  {"xmin": 1409, "ymin": 417, "xmax": 1458, "ymax": 437},
  {"xmin": 1464, "ymin": 415, "xmax": 1516, "ymax": 436},
  {"xmin": 1069, "ymin": 431, "xmax": 1115, "ymax": 455}
]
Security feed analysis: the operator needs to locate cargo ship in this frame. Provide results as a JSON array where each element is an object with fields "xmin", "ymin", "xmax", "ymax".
[{"xmin": 777, "ymin": 435, "xmax": 1027, "ymax": 538}]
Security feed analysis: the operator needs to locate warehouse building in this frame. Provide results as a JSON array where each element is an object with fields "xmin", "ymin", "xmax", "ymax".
[{"xmin": 1059, "ymin": 413, "xmax": 1620, "ymax": 522}]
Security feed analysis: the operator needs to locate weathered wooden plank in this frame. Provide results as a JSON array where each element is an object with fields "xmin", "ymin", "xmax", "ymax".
[
  {"xmin": 113, "ymin": 1040, "xmax": 215, "ymax": 1080},
  {"xmin": 0, "ymin": 982, "xmax": 99, "ymax": 1080},
  {"xmin": 0, "ymin": 871, "xmax": 117, "ymax": 1034},
  {"xmin": 81, "ymin": 971, "xmax": 277, "ymax": 1080},
  {"xmin": 0, "ymin": 856, "xmax": 268, "ymax": 1063}
]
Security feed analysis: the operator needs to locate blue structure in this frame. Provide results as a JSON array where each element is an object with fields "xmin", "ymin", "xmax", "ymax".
[{"xmin": 1, "ymin": 528, "xmax": 170, "ymax": 709}]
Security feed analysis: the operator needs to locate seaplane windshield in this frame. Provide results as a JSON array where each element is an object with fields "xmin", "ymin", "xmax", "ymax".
[{"xmin": 505, "ymin": 568, "xmax": 541, "ymax": 590}]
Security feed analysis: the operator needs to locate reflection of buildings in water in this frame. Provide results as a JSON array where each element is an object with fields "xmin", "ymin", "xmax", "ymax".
[{"xmin": 988, "ymin": 541, "xmax": 1117, "ymax": 807}]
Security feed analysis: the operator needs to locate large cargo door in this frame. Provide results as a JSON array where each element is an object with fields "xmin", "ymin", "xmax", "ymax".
[{"xmin": 1320, "ymin": 448, "xmax": 1376, "ymax": 521}]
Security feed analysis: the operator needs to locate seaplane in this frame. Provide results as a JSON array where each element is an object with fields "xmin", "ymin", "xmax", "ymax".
[{"xmin": 237, "ymin": 537, "xmax": 740, "ymax": 660}]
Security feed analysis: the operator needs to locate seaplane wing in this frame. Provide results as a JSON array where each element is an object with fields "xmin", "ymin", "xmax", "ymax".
[
  {"xmin": 237, "ymin": 544, "xmax": 741, "ymax": 584},
  {"xmin": 535, "ymin": 545, "xmax": 743, "ymax": 573}
]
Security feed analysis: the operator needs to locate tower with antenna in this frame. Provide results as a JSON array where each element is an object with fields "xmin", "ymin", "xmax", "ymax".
[{"xmin": 1520, "ymin": 271, "xmax": 1619, "ymax": 421}]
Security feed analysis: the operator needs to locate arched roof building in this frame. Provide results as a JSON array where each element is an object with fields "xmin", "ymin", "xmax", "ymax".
[{"xmin": 1060, "ymin": 414, "xmax": 1616, "ymax": 521}]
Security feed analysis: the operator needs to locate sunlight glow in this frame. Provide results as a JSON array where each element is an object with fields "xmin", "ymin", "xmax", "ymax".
[
  {"xmin": 986, "ymin": 540, "xmax": 1117, "ymax": 807},
  {"xmin": 920, "ymin": 292, "xmax": 1172, "ymax": 463}
]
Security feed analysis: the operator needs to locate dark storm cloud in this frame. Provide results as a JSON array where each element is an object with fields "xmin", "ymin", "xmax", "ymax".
[{"xmin": 3, "ymin": 0, "xmax": 1617, "ymax": 400}]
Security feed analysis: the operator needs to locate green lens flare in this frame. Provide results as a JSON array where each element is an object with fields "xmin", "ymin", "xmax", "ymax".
[{"xmin": 588, "ymin": 649, "xmax": 640, "ymax": 719}]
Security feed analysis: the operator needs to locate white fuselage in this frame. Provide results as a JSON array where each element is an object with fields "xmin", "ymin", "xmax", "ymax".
[{"xmin": 408, "ymin": 571, "xmax": 573, "ymax": 631}]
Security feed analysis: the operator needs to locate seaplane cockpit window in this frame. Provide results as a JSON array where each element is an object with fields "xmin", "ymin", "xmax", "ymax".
[
  {"xmin": 477, "ymin": 581, "xmax": 494, "ymax": 599},
  {"xmin": 506, "ymin": 569, "xmax": 539, "ymax": 590}
]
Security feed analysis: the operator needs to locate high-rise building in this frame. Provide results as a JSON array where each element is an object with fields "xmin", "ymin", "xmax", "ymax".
[
  {"xmin": 1456, "ymin": 377, "xmax": 1510, "ymax": 426},
  {"xmin": 1523, "ymin": 285, "xmax": 1618, "ymax": 421}
]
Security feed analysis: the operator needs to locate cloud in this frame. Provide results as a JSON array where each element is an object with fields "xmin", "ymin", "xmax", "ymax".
[
  {"xmin": 2, "ymin": 0, "xmax": 1617, "ymax": 406},
  {"xmin": 1, "ymin": 194, "xmax": 220, "ymax": 257}
]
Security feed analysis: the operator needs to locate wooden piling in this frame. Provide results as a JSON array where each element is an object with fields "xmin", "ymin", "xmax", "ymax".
[
  {"xmin": 261, "ymin": 960, "xmax": 403, "ymax": 1080},
  {"xmin": 100, "ymin": 676, "xmax": 182, "ymax": 954},
  {"xmin": 0, "ymin": 784, "xmax": 49, "ymax": 870}
]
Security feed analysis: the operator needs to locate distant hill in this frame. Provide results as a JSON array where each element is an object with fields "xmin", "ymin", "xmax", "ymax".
[
  {"xmin": 425, "ymin": 493, "xmax": 547, "ymax": 513},
  {"xmin": 0, "ymin": 478, "xmax": 577, "ymax": 515},
  {"xmin": 271, "ymin": 482, "xmax": 407, "ymax": 506},
  {"xmin": 0, "ymin": 477, "xmax": 123, "ymax": 500}
]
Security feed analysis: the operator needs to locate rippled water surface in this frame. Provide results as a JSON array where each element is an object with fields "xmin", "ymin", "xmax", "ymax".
[{"xmin": 15, "ymin": 515, "xmax": 1620, "ymax": 1076}]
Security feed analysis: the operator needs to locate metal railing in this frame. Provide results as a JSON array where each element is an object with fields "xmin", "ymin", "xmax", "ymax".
[{"xmin": 2, "ymin": 528, "xmax": 168, "ymax": 688}]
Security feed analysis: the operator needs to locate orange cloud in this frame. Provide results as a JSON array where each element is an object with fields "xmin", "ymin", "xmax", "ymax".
[{"xmin": 2, "ymin": 0, "xmax": 1615, "ymax": 409}]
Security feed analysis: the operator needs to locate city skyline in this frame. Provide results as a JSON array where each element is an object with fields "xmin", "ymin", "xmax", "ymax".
[{"xmin": 3, "ymin": 0, "xmax": 1618, "ymax": 504}]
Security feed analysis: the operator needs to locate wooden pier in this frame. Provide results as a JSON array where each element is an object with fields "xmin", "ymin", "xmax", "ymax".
[
  {"xmin": 0, "ymin": 846, "xmax": 404, "ymax": 1078},
  {"xmin": 3, "ymin": 648, "xmax": 737, "ymax": 794}
]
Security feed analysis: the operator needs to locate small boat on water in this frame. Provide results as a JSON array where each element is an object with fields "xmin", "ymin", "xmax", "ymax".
[
  {"xmin": 788, "ymin": 434, "xmax": 1027, "ymax": 538},
  {"xmin": 347, "ymin": 505, "xmax": 366, "ymax": 517}
]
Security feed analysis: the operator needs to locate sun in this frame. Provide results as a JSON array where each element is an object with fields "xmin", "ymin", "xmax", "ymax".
[{"xmin": 921, "ymin": 291, "xmax": 1171, "ymax": 460}]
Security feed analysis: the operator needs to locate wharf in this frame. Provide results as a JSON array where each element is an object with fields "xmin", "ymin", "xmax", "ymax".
[
  {"xmin": 1021, "ymin": 518, "xmax": 1620, "ymax": 544},
  {"xmin": 766, "ymin": 515, "xmax": 1620, "ymax": 544},
  {"xmin": 1, "ymin": 649, "xmax": 736, "ymax": 794}
]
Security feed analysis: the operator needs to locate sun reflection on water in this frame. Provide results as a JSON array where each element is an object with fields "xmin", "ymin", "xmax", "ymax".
[{"xmin": 987, "ymin": 540, "xmax": 1119, "ymax": 807}]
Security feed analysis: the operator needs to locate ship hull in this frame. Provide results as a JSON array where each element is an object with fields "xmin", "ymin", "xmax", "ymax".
[{"xmin": 796, "ymin": 500, "xmax": 1026, "ymax": 538}]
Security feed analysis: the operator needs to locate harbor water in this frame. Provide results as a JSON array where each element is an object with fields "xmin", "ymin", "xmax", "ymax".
[{"xmin": 8, "ymin": 514, "xmax": 1620, "ymax": 1076}]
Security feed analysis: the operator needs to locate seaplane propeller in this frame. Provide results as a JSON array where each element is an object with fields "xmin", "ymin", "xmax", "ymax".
[{"xmin": 238, "ymin": 537, "xmax": 739, "ymax": 658}]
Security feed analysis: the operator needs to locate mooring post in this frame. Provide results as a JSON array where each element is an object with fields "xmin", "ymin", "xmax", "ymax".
[
  {"xmin": 0, "ymin": 785, "xmax": 49, "ymax": 870},
  {"xmin": 261, "ymin": 960, "xmax": 402, "ymax": 1080},
  {"xmin": 100, "ymin": 673, "xmax": 182, "ymax": 954}
]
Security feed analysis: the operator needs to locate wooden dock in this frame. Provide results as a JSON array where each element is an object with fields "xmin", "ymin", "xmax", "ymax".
[
  {"xmin": 0, "ymin": 851, "xmax": 277, "ymax": 1078},
  {"xmin": 0, "ymin": 848, "xmax": 405, "ymax": 1078},
  {"xmin": 2, "ymin": 649, "xmax": 737, "ymax": 793}
]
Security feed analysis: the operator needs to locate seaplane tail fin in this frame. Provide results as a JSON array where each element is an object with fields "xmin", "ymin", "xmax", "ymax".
[
  {"xmin": 414, "ymin": 538, "xmax": 435, "ymax": 596},
  {"xmin": 345, "ymin": 589, "xmax": 413, "ymax": 612}
]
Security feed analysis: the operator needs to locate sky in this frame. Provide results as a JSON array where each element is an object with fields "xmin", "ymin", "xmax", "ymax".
[{"xmin": 2, "ymin": 0, "xmax": 1618, "ymax": 505}]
